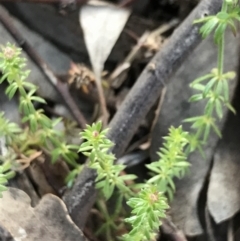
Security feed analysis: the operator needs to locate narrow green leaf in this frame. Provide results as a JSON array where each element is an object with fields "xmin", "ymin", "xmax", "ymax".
[
  {"xmin": 200, "ymin": 17, "xmax": 219, "ymax": 38},
  {"xmin": 22, "ymin": 81, "xmax": 37, "ymax": 90},
  {"xmin": 211, "ymin": 122, "xmax": 222, "ymax": 138},
  {"xmin": 204, "ymin": 101, "xmax": 214, "ymax": 116},
  {"xmin": 203, "ymin": 77, "xmax": 217, "ymax": 97},
  {"xmin": 31, "ymin": 96, "xmax": 46, "ymax": 104},
  {"xmin": 189, "ymin": 94, "xmax": 203, "ymax": 102},
  {"xmin": 119, "ymin": 174, "xmax": 137, "ymax": 181},
  {"xmin": 225, "ymin": 102, "xmax": 236, "ymax": 114},
  {"xmin": 96, "ymin": 121, "xmax": 102, "ymax": 132},
  {"xmin": 222, "ymin": 79, "xmax": 229, "ymax": 101},
  {"xmin": 203, "ymin": 124, "xmax": 211, "ymax": 143},
  {"xmin": 214, "ymin": 23, "xmax": 227, "ymax": 44},
  {"xmin": 5, "ymin": 84, "xmax": 18, "ymax": 99},
  {"xmin": 183, "ymin": 116, "xmax": 202, "ymax": 123},
  {"xmin": 190, "ymin": 73, "xmax": 213, "ymax": 86},
  {"xmin": 215, "ymin": 99, "xmax": 223, "ymax": 119}
]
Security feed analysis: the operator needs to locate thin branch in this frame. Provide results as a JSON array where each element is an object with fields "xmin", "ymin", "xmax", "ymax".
[
  {"xmin": 0, "ymin": 6, "xmax": 87, "ymax": 128},
  {"xmin": 109, "ymin": 19, "xmax": 179, "ymax": 89},
  {"xmin": 95, "ymin": 73, "xmax": 109, "ymax": 127}
]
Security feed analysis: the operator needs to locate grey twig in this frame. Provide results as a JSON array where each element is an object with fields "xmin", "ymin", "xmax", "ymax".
[
  {"xmin": 0, "ymin": 6, "xmax": 87, "ymax": 128},
  {"xmin": 108, "ymin": 0, "xmax": 223, "ymax": 157}
]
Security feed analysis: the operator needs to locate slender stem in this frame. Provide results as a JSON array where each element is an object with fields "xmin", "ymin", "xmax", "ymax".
[
  {"xmin": 95, "ymin": 73, "xmax": 109, "ymax": 127},
  {"xmin": 112, "ymin": 194, "xmax": 123, "ymax": 219},
  {"xmin": 217, "ymin": 34, "xmax": 225, "ymax": 76},
  {"xmin": 221, "ymin": 0, "xmax": 228, "ymax": 12}
]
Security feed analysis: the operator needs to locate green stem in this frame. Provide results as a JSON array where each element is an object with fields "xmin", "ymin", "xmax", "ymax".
[
  {"xmin": 112, "ymin": 194, "xmax": 124, "ymax": 219},
  {"xmin": 221, "ymin": 0, "xmax": 228, "ymax": 12},
  {"xmin": 217, "ymin": 34, "xmax": 225, "ymax": 76}
]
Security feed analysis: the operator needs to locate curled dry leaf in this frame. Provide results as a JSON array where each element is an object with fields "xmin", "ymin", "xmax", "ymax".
[
  {"xmin": 79, "ymin": 0, "xmax": 131, "ymax": 125},
  {"xmin": 0, "ymin": 188, "xmax": 88, "ymax": 241}
]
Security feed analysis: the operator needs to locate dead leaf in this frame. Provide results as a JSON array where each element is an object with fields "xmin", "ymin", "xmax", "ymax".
[
  {"xmin": 16, "ymin": 151, "xmax": 42, "ymax": 170},
  {"xmin": 0, "ymin": 188, "xmax": 88, "ymax": 241},
  {"xmin": 79, "ymin": 0, "xmax": 131, "ymax": 125},
  {"xmin": 79, "ymin": 0, "xmax": 131, "ymax": 79},
  {"xmin": 207, "ymin": 89, "xmax": 240, "ymax": 224},
  {"xmin": 27, "ymin": 156, "xmax": 69, "ymax": 196}
]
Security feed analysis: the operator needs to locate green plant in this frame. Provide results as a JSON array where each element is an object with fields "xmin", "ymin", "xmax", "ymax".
[
  {"xmin": 0, "ymin": 111, "xmax": 21, "ymax": 197},
  {"xmin": 122, "ymin": 185, "xmax": 169, "ymax": 241},
  {"xmin": 79, "ymin": 122, "xmax": 136, "ymax": 200},
  {"xmin": 186, "ymin": 0, "xmax": 239, "ymax": 145},
  {"xmin": 78, "ymin": 124, "xmax": 188, "ymax": 241},
  {"xmin": 0, "ymin": 43, "xmax": 81, "ymax": 193},
  {"xmin": 0, "ymin": 0, "xmax": 239, "ymax": 240},
  {"xmin": 79, "ymin": 122, "xmax": 137, "ymax": 240},
  {"xmin": 0, "ymin": 167, "xmax": 8, "ymax": 198},
  {"xmin": 0, "ymin": 161, "xmax": 15, "ymax": 197},
  {"xmin": 146, "ymin": 126, "xmax": 190, "ymax": 200},
  {"xmin": 121, "ymin": 0, "xmax": 240, "ymax": 240},
  {"xmin": 78, "ymin": 122, "xmax": 169, "ymax": 240}
]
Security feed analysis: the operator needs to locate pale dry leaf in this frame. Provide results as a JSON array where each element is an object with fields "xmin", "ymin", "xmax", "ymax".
[
  {"xmin": 27, "ymin": 157, "xmax": 69, "ymax": 196},
  {"xmin": 0, "ymin": 188, "xmax": 88, "ymax": 241},
  {"xmin": 79, "ymin": 1, "xmax": 131, "ymax": 125},
  {"xmin": 207, "ymin": 92, "xmax": 240, "ymax": 224},
  {"xmin": 79, "ymin": 0, "xmax": 131, "ymax": 77}
]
